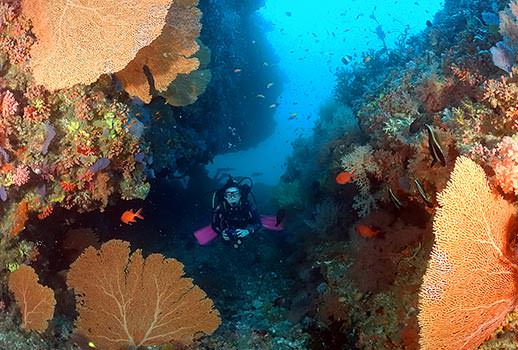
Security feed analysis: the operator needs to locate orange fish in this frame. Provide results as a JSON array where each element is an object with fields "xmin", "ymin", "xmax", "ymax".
[
  {"xmin": 335, "ymin": 171, "xmax": 353, "ymax": 185},
  {"xmin": 355, "ymin": 224, "xmax": 379, "ymax": 238},
  {"xmin": 121, "ymin": 208, "xmax": 144, "ymax": 225}
]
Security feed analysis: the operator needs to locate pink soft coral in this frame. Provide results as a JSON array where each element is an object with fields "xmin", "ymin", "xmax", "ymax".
[
  {"xmin": 488, "ymin": 136, "xmax": 518, "ymax": 195},
  {"xmin": 2, "ymin": 90, "xmax": 18, "ymax": 118},
  {"xmin": 13, "ymin": 164, "xmax": 29, "ymax": 186}
]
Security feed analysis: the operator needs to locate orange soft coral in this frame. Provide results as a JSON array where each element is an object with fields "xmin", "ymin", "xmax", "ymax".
[{"xmin": 488, "ymin": 136, "xmax": 518, "ymax": 196}]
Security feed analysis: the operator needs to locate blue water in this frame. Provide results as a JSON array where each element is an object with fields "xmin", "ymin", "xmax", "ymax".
[{"xmin": 207, "ymin": 0, "xmax": 443, "ymax": 185}]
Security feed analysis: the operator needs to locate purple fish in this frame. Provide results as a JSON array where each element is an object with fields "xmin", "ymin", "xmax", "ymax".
[{"xmin": 490, "ymin": 41, "xmax": 514, "ymax": 73}]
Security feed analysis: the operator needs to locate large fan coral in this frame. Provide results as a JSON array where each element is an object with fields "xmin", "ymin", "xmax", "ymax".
[
  {"xmin": 21, "ymin": 0, "xmax": 173, "ymax": 90},
  {"xmin": 115, "ymin": 0, "xmax": 203, "ymax": 104},
  {"xmin": 418, "ymin": 156, "xmax": 518, "ymax": 350},
  {"xmin": 67, "ymin": 240, "xmax": 221, "ymax": 349},
  {"xmin": 8, "ymin": 264, "xmax": 56, "ymax": 332}
]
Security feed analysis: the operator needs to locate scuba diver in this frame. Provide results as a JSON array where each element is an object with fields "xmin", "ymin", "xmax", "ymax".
[{"xmin": 211, "ymin": 176, "xmax": 262, "ymax": 246}]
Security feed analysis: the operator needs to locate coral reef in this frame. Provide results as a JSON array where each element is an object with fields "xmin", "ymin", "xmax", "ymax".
[{"xmin": 273, "ymin": 0, "xmax": 518, "ymax": 348}]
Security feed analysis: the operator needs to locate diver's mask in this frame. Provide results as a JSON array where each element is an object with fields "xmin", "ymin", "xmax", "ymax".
[{"xmin": 224, "ymin": 187, "xmax": 241, "ymax": 206}]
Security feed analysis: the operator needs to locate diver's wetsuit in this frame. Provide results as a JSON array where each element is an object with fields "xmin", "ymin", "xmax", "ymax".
[{"xmin": 211, "ymin": 200, "xmax": 262, "ymax": 239}]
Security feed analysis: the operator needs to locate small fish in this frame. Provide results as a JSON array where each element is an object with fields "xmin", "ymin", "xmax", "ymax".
[
  {"xmin": 288, "ymin": 112, "xmax": 298, "ymax": 120},
  {"xmin": 256, "ymin": 94, "xmax": 265, "ymax": 98},
  {"xmin": 425, "ymin": 124, "xmax": 446, "ymax": 167},
  {"xmin": 285, "ymin": 11, "xmax": 292, "ymax": 16},
  {"xmin": 355, "ymin": 224, "xmax": 379, "ymax": 238},
  {"xmin": 233, "ymin": 68, "xmax": 242, "ymax": 73},
  {"xmin": 266, "ymin": 82, "xmax": 274, "ymax": 89},
  {"xmin": 275, "ymin": 208, "xmax": 286, "ymax": 226},
  {"xmin": 341, "ymin": 55, "xmax": 352, "ymax": 65},
  {"xmin": 414, "ymin": 178, "xmax": 432, "ymax": 206},
  {"xmin": 269, "ymin": 103, "xmax": 279, "ymax": 108},
  {"xmin": 336, "ymin": 171, "xmax": 354, "ymax": 185},
  {"xmin": 363, "ymin": 55, "xmax": 371, "ymax": 63},
  {"xmin": 120, "ymin": 208, "xmax": 144, "ymax": 225},
  {"xmin": 388, "ymin": 186, "xmax": 403, "ymax": 209},
  {"xmin": 426, "ymin": 20, "xmax": 433, "ymax": 27}
]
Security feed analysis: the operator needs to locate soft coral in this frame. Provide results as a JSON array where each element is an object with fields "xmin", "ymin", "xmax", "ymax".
[{"xmin": 488, "ymin": 136, "xmax": 518, "ymax": 196}]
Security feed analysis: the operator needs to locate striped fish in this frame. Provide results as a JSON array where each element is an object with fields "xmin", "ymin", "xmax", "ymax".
[
  {"xmin": 425, "ymin": 124, "xmax": 446, "ymax": 167},
  {"xmin": 388, "ymin": 186, "xmax": 404, "ymax": 210},
  {"xmin": 414, "ymin": 178, "xmax": 432, "ymax": 206}
]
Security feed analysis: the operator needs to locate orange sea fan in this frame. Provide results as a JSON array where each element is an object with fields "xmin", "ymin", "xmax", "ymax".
[
  {"xmin": 161, "ymin": 41, "xmax": 211, "ymax": 106},
  {"xmin": 21, "ymin": 0, "xmax": 173, "ymax": 90},
  {"xmin": 67, "ymin": 240, "xmax": 221, "ymax": 349},
  {"xmin": 115, "ymin": 0, "xmax": 202, "ymax": 103},
  {"xmin": 8, "ymin": 265, "xmax": 56, "ymax": 332},
  {"xmin": 418, "ymin": 156, "xmax": 518, "ymax": 350}
]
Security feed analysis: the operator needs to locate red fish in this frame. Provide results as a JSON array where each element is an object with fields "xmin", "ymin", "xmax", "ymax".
[
  {"xmin": 355, "ymin": 224, "xmax": 379, "ymax": 238},
  {"xmin": 120, "ymin": 208, "xmax": 144, "ymax": 225},
  {"xmin": 336, "ymin": 171, "xmax": 353, "ymax": 185}
]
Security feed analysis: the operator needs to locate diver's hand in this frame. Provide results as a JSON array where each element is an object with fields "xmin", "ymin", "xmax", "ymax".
[
  {"xmin": 221, "ymin": 230, "xmax": 230, "ymax": 241},
  {"xmin": 235, "ymin": 229, "xmax": 250, "ymax": 238}
]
